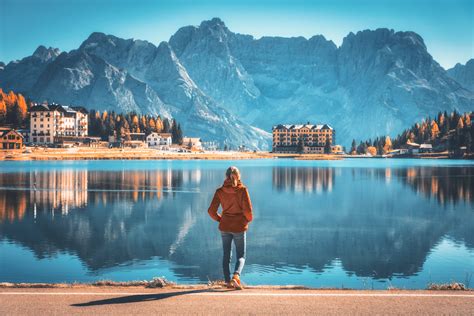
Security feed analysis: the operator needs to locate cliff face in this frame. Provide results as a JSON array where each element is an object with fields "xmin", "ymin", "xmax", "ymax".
[
  {"xmin": 447, "ymin": 59, "xmax": 474, "ymax": 92},
  {"xmin": 1, "ymin": 18, "xmax": 472, "ymax": 148}
]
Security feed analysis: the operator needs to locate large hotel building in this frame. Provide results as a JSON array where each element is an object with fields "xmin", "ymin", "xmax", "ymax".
[
  {"xmin": 29, "ymin": 103, "xmax": 88, "ymax": 144},
  {"xmin": 272, "ymin": 123, "xmax": 336, "ymax": 153}
]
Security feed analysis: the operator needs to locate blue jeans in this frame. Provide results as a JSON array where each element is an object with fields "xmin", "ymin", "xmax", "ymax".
[{"xmin": 221, "ymin": 231, "xmax": 246, "ymax": 283}]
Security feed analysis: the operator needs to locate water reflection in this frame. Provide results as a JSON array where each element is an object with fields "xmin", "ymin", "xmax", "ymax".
[
  {"xmin": 394, "ymin": 167, "xmax": 473, "ymax": 205},
  {"xmin": 0, "ymin": 162, "xmax": 473, "ymax": 286},
  {"xmin": 272, "ymin": 167, "xmax": 334, "ymax": 193}
]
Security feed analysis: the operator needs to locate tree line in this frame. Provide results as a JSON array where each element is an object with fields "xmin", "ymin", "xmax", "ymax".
[
  {"xmin": 88, "ymin": 110, "xmax": 183, "ymax": 144},
  {"xmin": 351, "ymin": 111, "xmax": 473, "ymax": 155}
]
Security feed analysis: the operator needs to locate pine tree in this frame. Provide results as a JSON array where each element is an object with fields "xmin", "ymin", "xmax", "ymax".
[
  {"xmin": 350, "ymin": 139, "xmax": 357, "ymax": 154},
  {"xmin": 324, "ymin": 138, "xmax": 331, "ymax": 154},
  {"xmin": 6, "ymin": 101, "xmax": 24, "ymax": 127},
  {"xmin": 176, "ymin": 123, "xmax": 183, "ymax": 145},
  {"xmin": 163, "ymin": 118, "xmax": 171, "ymax": 133}
]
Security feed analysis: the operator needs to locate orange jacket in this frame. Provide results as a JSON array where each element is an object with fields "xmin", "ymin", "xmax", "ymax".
[{"xmin": 208, "ymin": 179, "xmax": 253, "ymax": 232}]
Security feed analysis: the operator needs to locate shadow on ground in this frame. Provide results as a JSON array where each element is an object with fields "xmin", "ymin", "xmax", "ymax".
[{"xmin": 71, "ymin": 288, "xmax": 234, "ymax": 307}]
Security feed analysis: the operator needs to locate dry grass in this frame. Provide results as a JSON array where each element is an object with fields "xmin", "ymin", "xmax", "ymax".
[
  {"xmin": 427, "ymin": 282, "xmax": 468, "ymax": 291},
  {"xmin": 0, "ymin": 277, "xmax": 175, "ymax": 289}
]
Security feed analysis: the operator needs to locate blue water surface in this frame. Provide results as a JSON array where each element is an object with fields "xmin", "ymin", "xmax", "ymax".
[{"xmin": 0, "ymin": 158, "xmax": 473, "ymax": 289}]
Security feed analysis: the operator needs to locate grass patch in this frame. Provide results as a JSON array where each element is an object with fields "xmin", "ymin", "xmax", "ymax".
[{"xmin": 427, "ymin": 282, "xmax": 468, "ymax": 291}]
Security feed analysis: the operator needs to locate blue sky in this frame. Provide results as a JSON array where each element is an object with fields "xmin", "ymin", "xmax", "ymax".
[{"xmin": 0, "ymin": 0, "xmax": 472, "ymax": 69}]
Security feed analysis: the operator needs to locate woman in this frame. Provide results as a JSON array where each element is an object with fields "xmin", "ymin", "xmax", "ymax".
[{"xmin": 208, "ymin": 166, "xmax": 253, "ymax": 289}]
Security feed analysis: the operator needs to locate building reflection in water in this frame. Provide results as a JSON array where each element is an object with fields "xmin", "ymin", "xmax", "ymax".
[
  {"xmin": 272, "ymin": 167, "xmax": 334, "ymax": 193},
  {"xmin": 383, "ymin": 167, "xmax": 472, "ymax": 205},
  {"xmin": 0, "ymin": 168, "xmax": 201, "ymax": 223}
]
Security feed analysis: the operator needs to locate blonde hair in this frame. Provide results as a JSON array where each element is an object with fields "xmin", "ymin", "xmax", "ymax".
[{"xmin": 226, "ymin": 166, "xmax": 241, "ymax": 187}]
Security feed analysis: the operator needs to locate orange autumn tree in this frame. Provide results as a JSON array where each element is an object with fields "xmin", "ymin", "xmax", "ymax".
[
  {"xmin": 430, "ymin": 120, "xmax": 440, "ymax": 139},
  {"xmin": 383, "ymin": 136, "xmax": 392, "ymax": 153},
  {"xmin": 0, "ymin": 89, "xmax": 30, "ymax": 126},
  {"xmin": 0, "ymin": 100, "xmax": 6, "ymax": 123}
]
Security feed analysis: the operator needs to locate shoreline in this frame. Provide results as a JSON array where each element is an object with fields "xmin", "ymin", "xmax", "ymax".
[
  {"xmin": 0, "ymin": 148, "xmax": 343, "ymax": 161},
  {"xmin": 1, "ymin": 148, "xmax": 470, "ymax": 161},
  {"xmin": 0, "ymin": 281, "xmax": 471, "ymax": 291}
]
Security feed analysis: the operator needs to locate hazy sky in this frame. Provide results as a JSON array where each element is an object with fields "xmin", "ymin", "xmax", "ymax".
[{"xmin": 0, "ymin": 0, "xmax": 472, "ymax": 69}]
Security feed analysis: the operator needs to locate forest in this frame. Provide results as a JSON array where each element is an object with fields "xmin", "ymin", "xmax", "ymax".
[{"xmin": 351, "ymin": 111, "xmax": 473, "ymax": 155}]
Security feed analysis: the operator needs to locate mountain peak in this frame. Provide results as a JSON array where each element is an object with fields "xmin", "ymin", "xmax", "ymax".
[
  {"xmin": 200, "ymin": 17, "xmax": 226, "ymax": 28},
  {"xmin": 32, "ymin": 45, "xmax": 60, "ymax": 62}
]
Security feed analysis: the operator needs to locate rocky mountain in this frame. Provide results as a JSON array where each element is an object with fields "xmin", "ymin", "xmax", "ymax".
[
  {"xmin": 1, "ymin": 18, "xmax": 473, "ymax": 148},
  {"xmin": 447, "ymin": 59, "xmax": 474, "ymax": 92},
  {"xmin": 1, "ymin": 45, "xmax": 60, "ymax": 94}
]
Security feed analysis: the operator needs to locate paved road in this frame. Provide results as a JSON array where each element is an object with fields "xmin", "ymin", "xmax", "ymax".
[{"xmin": 1, "ymin": 287, "xmax": 473, "ymax": 315}]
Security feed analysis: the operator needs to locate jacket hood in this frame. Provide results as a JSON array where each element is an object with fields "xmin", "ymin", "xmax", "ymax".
[{"xmin": 221, "ymin": 178, "xmax": 243, "ymax": 193}]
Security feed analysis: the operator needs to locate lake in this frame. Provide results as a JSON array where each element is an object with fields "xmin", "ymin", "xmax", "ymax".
[{"xmin": 0, "ymin": 159, "xmax": 473, "ymax": 289}]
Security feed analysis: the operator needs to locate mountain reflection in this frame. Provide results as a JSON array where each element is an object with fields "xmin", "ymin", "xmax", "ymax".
[{"xmin": 0, "ymin": 164, "xmax": 473, "ymax": 283}]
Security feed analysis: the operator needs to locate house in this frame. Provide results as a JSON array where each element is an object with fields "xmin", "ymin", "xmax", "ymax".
[
  {"xmin": 0, "ymin": 128, "xmax": 24, "ymax": 150},
  {"xmin": 183, "ymin": 137, "xmax": 202, "ymax": 150},
  {"xmin": 201, "ymin": 141, "xmax": 218, "ymax": 151},
  {"xmin": 419, "ymin": 143, "xmax": 433, "ymax": 153},
  {"xmin": 147, "ymin": 132, "xmax": 172, "ymax": 150},
  {"xmin": 129, "ymin": 132, "xmax": 146, "ymax": 141},
  {"xmin": 389, "ymin": 148, "xmax": 409, "ymax": 156},
  {"xmin": 403, "ymin": 142, "xmax": 420, "ymax": 155},
  {"xmin": 331, "ymin": 145, "xmax": 344, "ymax": 154},
  {"xmin": 16, "ymin": 129, "xmax": 30, "ymax": 143},
  {"xmin": 29, "ymin": 103, "xmax": 88, "ymax": 144},
  {"xmin": 272, "ymin": 123, "xmax": 335, "ymax": 153}
]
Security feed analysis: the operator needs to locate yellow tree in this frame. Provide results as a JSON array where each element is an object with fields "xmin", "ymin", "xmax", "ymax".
[
  {"xmin": 132, "ymin": 115, "xmax": 139, "ymax": 132},
  {"xmin": 457, "ymin": 117, "xmax": 464, "ymax": 130},
  {"xmin": 0, "ymin": 100, "xmax": 6, "ymax": 121},
  {"xmin": 101, "ymin": 111, "xmax": 108, "ymax": 121},
  {"xmin": 17, "ymin": 94, "xmax": 28, "ymax": 120},
  {"xmin": 149, "ymin": 118, "xmax": 156, "ymax": 131},
  {"xmin": 430, "ymin": 120, "xmax": 440, "ymax": 139},
  {"xmin": 383, "ymin": 136, "xmax": 392, "ymax": 153},
  {"xmin": 5, "ymin": 91, "xmax": 17, "ymax": 109},
  {"xmin": 464, "ymin": 113, "xmax": 471, "ymax": 126},
  {"xmin": 155, "ymin": 116, "xmax": 163, "ymax": 132},
  {"xmin": 367, "ymin": 146, "xmax": 377, "ymax": 156}
]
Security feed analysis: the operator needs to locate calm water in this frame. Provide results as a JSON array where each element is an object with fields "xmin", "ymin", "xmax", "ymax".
[{"xmin": 0, "ymin": 159, "xmax": 473, "ymax": 289}]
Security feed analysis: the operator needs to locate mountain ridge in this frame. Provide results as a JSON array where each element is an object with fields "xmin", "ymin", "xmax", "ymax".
[{"xmin": 1, "ymin": 18, "xmax": 472, "ymax": 148}]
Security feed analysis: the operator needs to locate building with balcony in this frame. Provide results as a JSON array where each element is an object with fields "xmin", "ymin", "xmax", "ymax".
[
  {"xmin": 272, "ymin": 123, "xmax": 335, "ymax": 153},
  {"xmin": 29, "ymin": 103, "xmax": 88, "ymax": 144}
]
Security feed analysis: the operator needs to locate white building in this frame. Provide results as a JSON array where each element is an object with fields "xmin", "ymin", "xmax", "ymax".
[
  {"xmin": 183, "ymin": 137, "xmax": 202, "ymax": 150},
  {"xmin": 146, "ymin": 132, "xmax": 172, "ymax": 150},
  {"xmin": 30, "ymin": 103, "xmax": 88, "ymax": 144}
]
